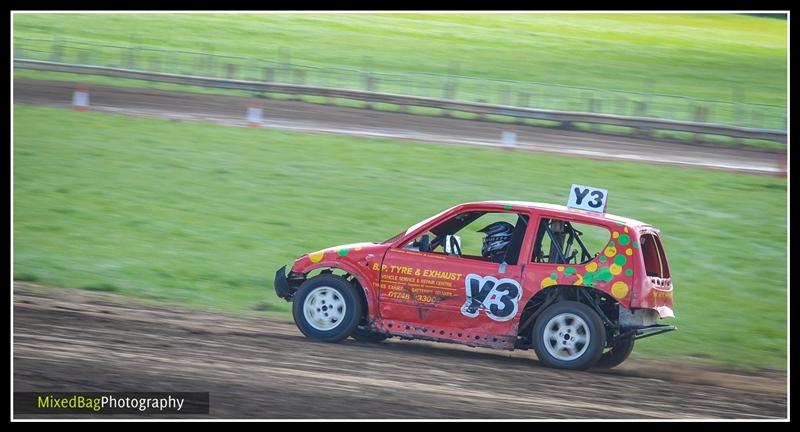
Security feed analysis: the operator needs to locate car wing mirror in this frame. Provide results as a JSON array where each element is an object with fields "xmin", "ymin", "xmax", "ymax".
[{"xmin": 444, "ymin": 235, "xmax": 462, "ymax": 256}]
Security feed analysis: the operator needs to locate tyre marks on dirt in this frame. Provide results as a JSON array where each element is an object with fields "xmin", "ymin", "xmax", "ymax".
[{"xmin": 13, "ymin": 284, "xmax": 786, "ymax": 419}]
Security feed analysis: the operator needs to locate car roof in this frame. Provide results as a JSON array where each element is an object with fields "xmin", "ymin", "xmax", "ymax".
[{"xmin": 468, "ymin": 200, "xmax": 652, "ymax": 228}]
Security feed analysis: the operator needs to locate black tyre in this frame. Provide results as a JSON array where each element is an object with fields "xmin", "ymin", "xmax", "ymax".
[
  {"xmin": 351, "ymin": 326, "xmax": 388, "ymax": 342},
  {"xmin": 532, "ymin": 301, "xmax": 606, "ymax": 370},
  {"xmin": 292, "ymin": 274, "xmax": 362, "ymax": 343},
  {"xmin": 594, "ymin": 335, "xmax": 635, "ymax": 369}
]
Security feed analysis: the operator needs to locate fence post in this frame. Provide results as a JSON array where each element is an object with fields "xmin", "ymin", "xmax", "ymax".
[
  {"xmin": 77, "ymin": 49, "xmax": 90, "ymax": 65},
  {"xmin": 262, "ymin": 67, "xmax": 274, "ymax": 83},
  {"xmin": 51, "ymin": 35, "xmax": 63, "ymax": 63},
  {"xmin": 363, "ymin": 56, "xmax": 375, "ymax": 109},
  {"xmin": 588, "ymin": 98, "xmax": 602, "ymax": 132},
  {"xmin": 517, "ymin": 91, "xmax": 530, "ymax": 108},
  {"xmin": 616, "ymin": 96, "xmax": 627, "ymax": 116},
  {"xmin": 278, "ymin": 47, "xmax": 292, "ymax": 84},
  {"xmin": 500, "ymin": 84, "xmax": 511, "ymax": 106},
  {"xmin": 633, "ymin": 101, "xmax": 651, "ymax": 137},
  {"xmin": 226, "ymin": 63, "xmax": 236, "ymax": 80},
  {"xmin": 126, "ymin": 46, "xmax": 138, "ymax": 69},
  {"xmin": 294, "ymin": 68, "xmax": 306, "ymax": 86},
  {"xmin": 692, "ymin": 104, "xmax": 709, "ymax": 142}
]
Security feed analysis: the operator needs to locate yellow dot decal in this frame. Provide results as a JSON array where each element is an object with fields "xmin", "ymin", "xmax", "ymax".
[
  {"xmin": 611, "ymin": 281, "xmax": 629, "ymax": 298},
  {"xmin": 354, "ymin": 246, "xmax": 363, "ymax": 251},
  {"xmin": 573, "ymin": 273, "xmax": 584, "ymax": 286},
  {"xmin": 626, "ymin": 248, "xmax": 633, "ymax": 256},
  {"xmin": 613, "ymin": 232, "xmax": 619, "ymax": 239},
  {"xmin": 585, "ymin": 262, "xmax": 598, "ymax": 272},
  {"xmin": 604, "ymin": 247, "xmax": 616, "ymax": 257},
  {"xmin": 557, "ymin": 266, "xmax": 565, "ymax": 272},
  {"xmin": 541, "ymin": 278, "xmax": 557, "ymax": 288},
  {"xmin": 610, "ymin": 264, "xmax": 622, "ymax": 275},
  {"xmin": 624, "ymin": 227, "xmax": 629, "ymax": 233},
  {"xmin": 308, "ymin": 251, "xmax": 324, "ymax": 263}
]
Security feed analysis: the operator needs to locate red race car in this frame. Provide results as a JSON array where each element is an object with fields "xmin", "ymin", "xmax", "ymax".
[{"xmin": 274, "ymin": 185, "xmax": 675, "ymax": 370}]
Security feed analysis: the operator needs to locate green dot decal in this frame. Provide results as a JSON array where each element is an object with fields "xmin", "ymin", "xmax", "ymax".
[
  {"xmin": 337, "ymin": 248, "xmax": 350, "ymax": 257},
  {"xmin": 607, "ymin": 241, "xmax": 615, "ymax": 248},
  {"xmin": 596, "ymin": 266, "xmax": 613, "ymax": 282},
  {"xmin": 600, "ymin": 256, "xmax": 607, "ymax": 263},
  {"xmin": 550, "ymin": 272, "xmax": 558, "ymax": 280},
  {"xmin": 618, "ymin": 234, "xmax": 631, "ymax": 246},
  {"xmin": 625, "ymin": 269, "xmax": 634, "ymax": 276},
  {"xmin": 633, "ymin": 241, "xmax": 640, "ymax": 248},
  {"xmin": 564, "ymin": 267, "xmax": 577, "ymax": 276},
  {"xmin": 583, "ymin": 266, "xmax": 613, "ymax": 286},
  {"xmin": 503, "ymin": 204, "xmax": 512, "ymax": 210},
  {"xmin": 614, "ymin": 255, "xmax": 627, "ymax": 266}
]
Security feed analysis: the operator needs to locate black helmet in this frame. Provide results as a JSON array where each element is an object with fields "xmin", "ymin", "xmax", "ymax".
[{"xmin": 479, "ymin": 221, "xmax": 515, "ymax": 262}]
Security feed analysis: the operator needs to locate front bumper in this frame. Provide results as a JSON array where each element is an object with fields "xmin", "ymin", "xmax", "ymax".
[{"xmin": 274, "ymin": 265, "xmax": 292, "ymax": 301}]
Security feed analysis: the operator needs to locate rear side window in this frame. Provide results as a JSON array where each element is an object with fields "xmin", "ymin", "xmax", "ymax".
[
  {"xmin": 640, "ymin": 233, "xmax": 670, "ymax": 278},
  {"xmin": 531, "ymin": 218, "xmax": 610, "ymax": 265}
]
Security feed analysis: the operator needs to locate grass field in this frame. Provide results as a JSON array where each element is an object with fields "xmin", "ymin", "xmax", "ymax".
[
  {"xmin": 13, "ymin": 105, "xmax": 787, "ymax": 369},
  {"xmin": 13, "ymin": 13, "xmax": 787, "ymax": 105}
]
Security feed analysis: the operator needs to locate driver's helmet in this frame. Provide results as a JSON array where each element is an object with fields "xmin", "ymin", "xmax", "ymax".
[{"xmin": 479, "ymin": 221, "xmax": 515, "ymax": 262}]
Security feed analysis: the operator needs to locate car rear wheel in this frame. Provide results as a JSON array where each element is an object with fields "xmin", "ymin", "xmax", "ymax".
[
  {"xmin": 292, "ymin": 274, "xmax": 361, "ymax": 343},
  {"xmin": 594, "ymin": 335, "xmax": 635, "ymax": 369},
  {"xmin": 532, "ymin": 301, "xmax": 606, "ymax": 370}
]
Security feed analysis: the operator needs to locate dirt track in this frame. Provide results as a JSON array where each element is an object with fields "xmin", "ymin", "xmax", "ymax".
[
  {"xmin": 13, "ymin": 283, "xmax": 786, "ymax": 419},
  {"xmin": 13, "ymin": 78, "xmax": 783, "ymax": 174}
]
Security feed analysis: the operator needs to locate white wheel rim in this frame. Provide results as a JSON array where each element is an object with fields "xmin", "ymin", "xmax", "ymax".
[
  {"xmin": 543, "ymin": 312, "xmax": 591, "ymax": 361},
  {"xmin": 303, "ymin": 286, "xmax": 346, "ymax": 331}
]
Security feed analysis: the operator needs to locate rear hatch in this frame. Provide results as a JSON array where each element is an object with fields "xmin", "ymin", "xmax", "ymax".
[{"xmin": 636, "ymin": 229, "xmax": 674, "ymax": 318}]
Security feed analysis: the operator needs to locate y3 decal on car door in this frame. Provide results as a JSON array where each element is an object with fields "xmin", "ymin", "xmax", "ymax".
[{"xmin": 460, "ymin": 274, "xmax": 522, "ymax": 322}]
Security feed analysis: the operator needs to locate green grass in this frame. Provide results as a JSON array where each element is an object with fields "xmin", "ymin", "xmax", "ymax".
[
  {"xmin": 13, "ymin": 105, "xmax": 787, "ymax": 369},
  {"xmin": 13, "ymin": 13, "xmax": 787, "ymax": 105}
]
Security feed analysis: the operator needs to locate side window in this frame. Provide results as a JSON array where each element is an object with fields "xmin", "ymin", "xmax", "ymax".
[
  {"xmin": 403, "ymin": 211, "xmax": 529, "ymax": 264},
  {"xmin": 641, "ymin": 233, "xmax": 671, "ymax": 278},
  {"xmin": 531, "ymin": 218, "xmax": 610, "ymax": 265}
]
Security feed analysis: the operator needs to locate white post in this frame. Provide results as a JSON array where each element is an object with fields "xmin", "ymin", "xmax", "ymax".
[
  {"xmin": 501, "ymin": 131, "xmax": 517, "ymax": 147},
  {"xmin": 246, "ymin": 103, "xmax": 263, "ymax": 128},
  {"xmin": 72, "ymin": 85, "xmax": 90, "ymax": 111}
]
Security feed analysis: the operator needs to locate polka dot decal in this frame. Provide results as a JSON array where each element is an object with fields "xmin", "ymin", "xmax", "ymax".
[
  {"xmin": 538, "ymin": 224, "xmax": 635, "ymax": 296},
  {"xmin": 309, "ymin": 250, "xmax": 325, "ymax": 263},
  {"xmin": 611, "ymin": 281, "xmax": 629, "ymax": 298}
]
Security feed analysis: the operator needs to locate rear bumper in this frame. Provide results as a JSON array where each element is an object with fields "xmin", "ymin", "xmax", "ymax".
[{"xmin": 620, "ymin": 324, "xmax": 677, "ymax": 341}]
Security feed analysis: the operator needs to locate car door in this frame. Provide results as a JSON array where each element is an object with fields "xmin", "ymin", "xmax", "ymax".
[{"xmin": 376, "ymin": 209, "xmax": 534, "ymax": 345}]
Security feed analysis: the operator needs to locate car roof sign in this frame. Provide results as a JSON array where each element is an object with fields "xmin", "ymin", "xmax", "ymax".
[{"xmin": 567, "ymin": 184, "xmax": 608, "ymax": 213}]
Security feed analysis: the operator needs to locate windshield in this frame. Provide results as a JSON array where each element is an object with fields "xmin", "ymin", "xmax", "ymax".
[{"xmin": 382, "ymin": 207, "xmax": 454, "ymax": 244}]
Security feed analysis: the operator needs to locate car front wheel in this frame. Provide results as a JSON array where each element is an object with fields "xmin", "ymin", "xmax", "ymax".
[
  {"xmin": 532, "ymin": 301, "xmax": 606, "ymax": 370},
  {"xmin": 292, "ymin": 274, "xmax": 362, "ymax": 343}
]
